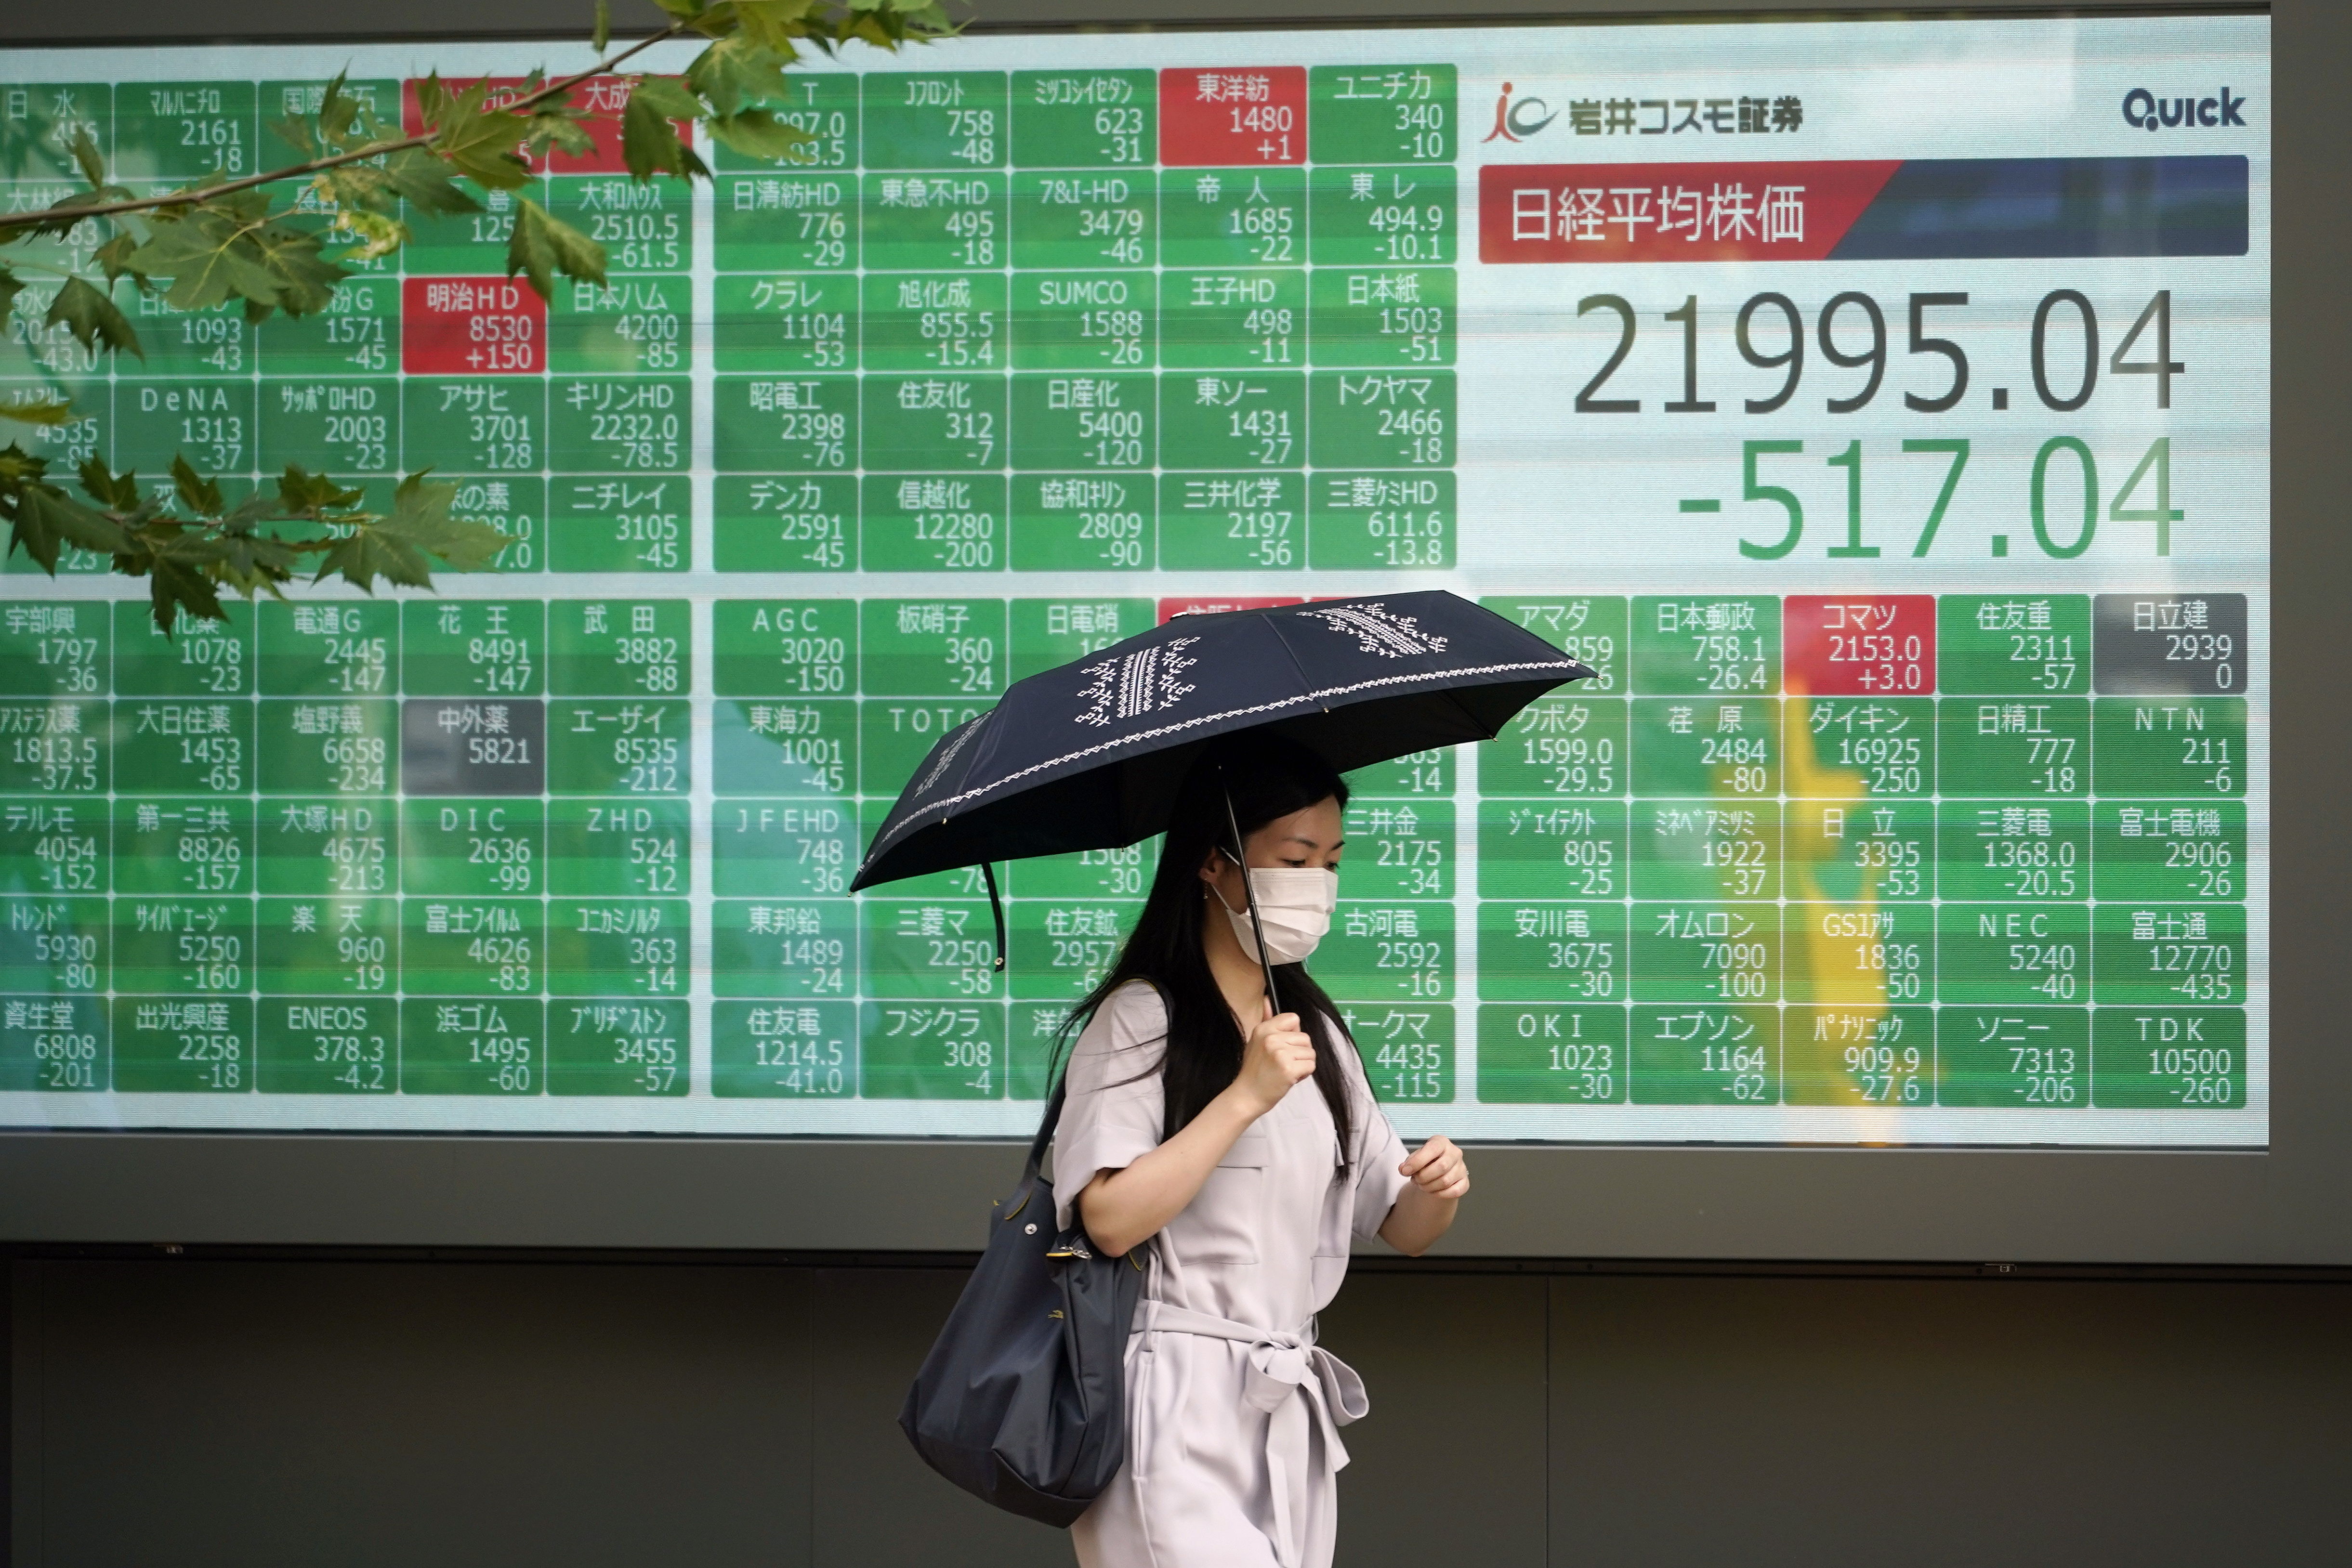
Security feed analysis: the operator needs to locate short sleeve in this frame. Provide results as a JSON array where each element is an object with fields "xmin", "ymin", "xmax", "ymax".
[
  {"xmin": 1048, "ymin": 982, "xmax": 1169, "ymax": 1232},
  {"xmin": 1338, "ymin": 1029, "xmax": 1413, "ymax": 1243}
]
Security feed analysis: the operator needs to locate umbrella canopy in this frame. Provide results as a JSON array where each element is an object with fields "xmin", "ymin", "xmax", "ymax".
[{"xmin": 853, "ymin": 592, "xmax": 1593, "ymax": 893}]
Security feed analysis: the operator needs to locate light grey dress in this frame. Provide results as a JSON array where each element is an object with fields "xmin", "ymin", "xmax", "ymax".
[{"xmin": 1052, "ymin": 982, "xmax": 1411, "ymax": 1568}]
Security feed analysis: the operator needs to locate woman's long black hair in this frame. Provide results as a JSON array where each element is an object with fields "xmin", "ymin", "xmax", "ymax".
[{"xmin": 1060, "ymin": 734, "xmax": 1354, "ymax": 1170}]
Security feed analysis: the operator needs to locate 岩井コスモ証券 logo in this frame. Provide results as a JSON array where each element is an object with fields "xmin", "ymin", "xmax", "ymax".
[{"xmin": 1483, "ymin": 83, "xmax": 1803, "ymax": 143}]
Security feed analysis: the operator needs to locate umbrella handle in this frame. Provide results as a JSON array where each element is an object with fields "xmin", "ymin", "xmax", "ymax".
[
  {"xmin": 981, "ymin": 859, "xmax": 1006, "ymax": 972},
  {"xmin": 1220, "ymin": 772, "xmax": 1282, "ymax": 1015}
]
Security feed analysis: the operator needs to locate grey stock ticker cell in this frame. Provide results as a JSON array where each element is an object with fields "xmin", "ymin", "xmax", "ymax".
[
  {"xmin": 401, "ymin": 699, "xmax": 549, "ymax": 796},
  {"xmin": 2092, "ymin": 593, "xmax": 2247, "ymax": 694}
]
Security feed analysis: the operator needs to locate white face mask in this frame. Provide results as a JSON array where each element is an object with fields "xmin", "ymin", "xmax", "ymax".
[{"xmin": 1211, "ymin": 864, "xmax": 1339, "ymax": 965}]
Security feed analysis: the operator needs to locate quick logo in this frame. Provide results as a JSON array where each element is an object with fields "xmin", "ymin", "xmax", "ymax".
[{"xmin": 2122, "ymin": 87, "xmax": 2247, "ymax": 131}]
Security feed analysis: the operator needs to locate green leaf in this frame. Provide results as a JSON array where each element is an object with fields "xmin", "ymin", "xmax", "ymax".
[
  {"xmin": 318, "ymin": 71, "xmax": 361, "ymax": 149},
  {"xmin": 92, "ymin": 233, "xmax": 144, "ymax": 289},
  {"xmin": 506, "ymin": 196, "xmax": 607, "ymax": 299},
  {"xmin": 421, "ymin": 77, "xmax": 534, "ymax": 190},
  {"xmin": 380, "ymin": 147, "xmax": 481, "ymax": 217},
  {"xmin": 68, "ymin": 129, "xmax": 107, "ymax": 190},
  {"xmin": 126, "ymin": 194, "xmax": 349, "ymax": 318},
  {"xmin": 77, "ymin": 457, "xmax": 139, "ymax": 510},
  {"xmin": 593, "ymin": 0, "xmax": 612, "ymax": 53},
  {"xmin": 528, "ymin": 105, "xmax": 600, "ymax": 159},
  {"xmin": 686, "ymin": 36, "xmax": 795, "ymax": 116},
  {"xmin": 622, "ymin": 91, "xmax": 710, "ymax": 183},
  {"xmin": 276, "ymin": 464, "xmax": 365, "ymax": 513},
  {"xmin": 171, "ymin": 454, "xmax": 224, "ymax": 517},
  {"xmin": 209, "ymin": 524, "xmax": 302, "ymax": 598},
  {"xmin": 631, "ymin": 76, "xmax": 705, "ymax": 122},
  {"xmin": 0, "ymin": 398, "xmax": 75, "ymax": 428},
  {"xmin": 650, "ymin": 0, "xmax": 709, "ymax": 19},
  {"xmin": 312, "ymin": 471, "xmax": 513, "ymax": 591},
  {"xmin": 138, "ymin": 530, "xmax": 231, "ymax": 633},
  {"xmin": 708, "ymin": 109, "xmax": 810, "ymax": 162},
  {"xmin": 44, "ymin": 275, "xmax": 143, "ymax": 361},
  {"xmin": 730, "ymin": 0, "xmax": 823, "ymax": 54},
  {"xmin": 0, "ymin": 264, "xmax": 21, "ymax": 318},
  {"xmin": 11, "ymin": 483, "xmax": 128, "ymax": 574}
]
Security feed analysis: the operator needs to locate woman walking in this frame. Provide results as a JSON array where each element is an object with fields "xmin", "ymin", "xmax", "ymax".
[{"xmin": 1052, "ymin": 735, "xmax": 1470, "ymax": 1568}]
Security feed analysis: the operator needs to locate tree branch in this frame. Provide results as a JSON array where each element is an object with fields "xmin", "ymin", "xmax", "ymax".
[{"xmin": 0, "ymin": 18, "xmax": 693, "ymax": 234}]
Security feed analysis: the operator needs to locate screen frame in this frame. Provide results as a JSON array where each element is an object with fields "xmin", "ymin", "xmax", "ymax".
[{"xmin": 0, "ymin": 0, "xmax": 2340, "ymax": 1266}]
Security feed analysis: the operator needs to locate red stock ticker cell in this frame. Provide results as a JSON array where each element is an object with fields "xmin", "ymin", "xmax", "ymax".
[
  {"xmin": 401, "ymin": 76, "xmax": 673, "ymax": 175},
  {"xmin": 401, "ymin": 277, "xmax": 547, "ymax": 376},
  {"xmin": 1782, "ymin": 595, "xmax": 1937, "ymax": 697},
  {"xmin": 1159, "ymin": 596, "xmax": 1305, "ymax": 624},
  {"xmin": 1158, "ymin": 66, "xmax": 1307, "ymax": 166}
]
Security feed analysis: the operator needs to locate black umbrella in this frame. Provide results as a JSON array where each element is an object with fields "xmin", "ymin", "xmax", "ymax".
[{"xmin": 851, "ymin": 591, "xmax": 1594, "ymax": 1000}]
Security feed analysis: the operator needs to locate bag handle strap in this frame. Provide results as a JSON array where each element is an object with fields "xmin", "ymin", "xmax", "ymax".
[{"xmin": 1023, "ymin": 1078, "xmax": 1065, "ymax": 1184}]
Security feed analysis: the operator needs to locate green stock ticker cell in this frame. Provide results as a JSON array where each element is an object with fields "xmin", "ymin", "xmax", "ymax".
[
  {"xmin": 1781, "ymin": 1006, "xmax": 1934, "ymax": 1108},
  {"xmin": 114, "ymin": 601, "xmax": 249, "ymax": 696},
  {"xmin": 711, "ymin": 800, "xmax": 855, "ymax": 900},
  {"xmin": 111, "ymin": 995, "xmax": 254, "ymax": 1095},
  {"xmin": 1477, "ymin": 799, "xmax": 1627, "ymax": 903},
  {"xmin": 1936, "ymin": 593, "xmax": 2092, "ymax": 695},
  {"xmin": 1008, "ymin": 900, "xmax": 1138, "ymax": 1002},
  {"xmin": 709, "ymin": 73, "xmax": 858, "ymax": 173},
  {"xmin": 1011, "ymin": 70, "xmax": 1155, "ymax": 169},
  {"xmin": 109, "ymin": 896, "xmax": 250, "ymax": 997},
  {"xmin": 860, "ymin": 172, "xmax": 1009, "ymax": 271},
  {"xmin": 710, "ymin": 699, "xmax": 854, "ymax": 798},
  {"xmin": 1159, "ymin": 167, "xmax": 1305, "ymax": 269},
  {"xmin": 0, "ymin": 994, "xmax": 109, "ymax": 1094},
  {"xmin": 1935, "ymin": 800, "xmax": 2091, "ymax": 902},
  {"xmin": 547, "ymin": 998, "xmax": 691, "ymax": 1097},
  {"xmin": 1160, "ymin": 373, "xmax": 1304, "ymax": 471},
  {"xmin": 545, "ymin": 176, "xmax": 693, "ymax": 276},
  {"xmin": 2092, "ymin": 1007, "xmax": 2247, "ymax": 1109},
  {"xmin": 548, "ymin": 275, "xmax": 693, "ymax": 378},
  {"xmin": 110, "ymin": 78, "xmax": 258, "ymax": 183},
  {"xmin": 400, "ymin": 182, "xmax": 548, "ymax": 278},
  {"xmin": 546, "ymin": 799, "xmax": 689, "ymax": 898},
  {"xmin": 1158, "ymin": 471, "xmax": 1305, "ymax": 572},
  {"xmin": 258, "ymin": 278, "xmax": 397, "ymax": 378},
  {"xmin": 399, "ymin": 899, "xmax": 540, "ymax": 998},
  {"xmin": 1316, "ymin": 901, "xmax": 1453, "ymax": 1004},
  {"xmin": 1478, "ymin": 697, "xmax": 1626, "ymax": 799},
  {"xmin": 0, "ymin": 898, "xmax": 108, "ymax": 994},
  {"xmin": 124, "ymin": 291, "xmax": 252, "ymax": 379},
  {"xmin": 256, "ymin": 701, "xmax": 398, "ymax": 797},
  {"xmin": 546, "ymin": 702, "xmax": 689, "ymax": 798},
  {"xmin": 258, "ymin": 799, "xmax": 394, "ymax": 898},
  {"xmin": 859, "ymin": 999, "xmax": 1008, "ymax": 1100},
  {"xmin": 1307, "ymin": 370, "xmax": 1453, "ymax": 469},
  {"xmin": 715, "ymin": 375, "xmax": 857, "ymax": 473},
  {"xmin": 1629, "ymin": 1004, "xmax": 1779, "ymax": 1106},
  {"xmin": 1012, "ymin": 275, "xmax": 1154, "ymax": 370},
  {"xmin": 1345, "ymin": 747, "xmax": 1454, "ymax": 801},
  {"xmin": 714, "ymin": 172, "xmax": 856, "ymax": 273},
  {"xmin": 1004, "ymin": 842, "xmax": 1153, "ymax": 901},
  {"xmin": 1307, "ymin": 65, "xmax": 1457, "ymax": 165},
  {"xmin": 1629, "ymin": 902, "xmax": 1779, "ymax": 1005},
  {"xmin": 863, "ymin": 375, "xmax": 1006, "ymax": 471},
  {"xmin": 1009, "ymin": 474, "xmax": 1154, "ymax": 571},
  {"xmin": 2090, "ymin": 697, "xmax": 2246, "ymax": 797},
  {"xmin": 1781, "ymin": 905, "xmax": 1929, "ymax": 1009},
  {"xmin": 1008, "ymin": 597, "xmax": 1153, "ymax": 681},
  {"xmin": 2092, "ymin": 801, "xmax": 2246, "ymax": 902},
  {"xmin": 1934, "ymin": 698, "xmax": 2089, "ymax": 797},
  {"xmin": 1160, "ymin": 269, "xmax": 1303, "ymax": 370},
  {"xmin": 862, "ymin": 703, "xmax": 993, "ymax": 797},
  {"xmin": 711, "ymin": 1000, "xmax": 856, "ymax": 1099},
  {"xmin": 1934, "ymin": 903, "xmax": 2090, "ymax": 1008},
  {"xmin": 862, "ymin": 71, "xmax": 1009, "ymax": 171},
  {"xmin": 399, "ymin": 798, "xmax": 540, "ymax": 898},
  {"xmin": 109, "ymin": 798, "xmax": 251, "ymax": 897},
  {"xmin": 115, "ymin": 698, "xmax": 253, "ymax": 795},
  {"xmin": 1629, "ymin": 799, "xmax": 1781, "ymax": 902},
  {"xmin": 860, "ymin": 474, "xmax": 1009, "ymax": 573},
  {"xmin": 0, "ymin": 800, "xmax": 105, "ymax": 898},
  {"xmin": 543, "ymin": 900, "xmax": 689, "ymax": 1001},
  {"xmin": 1783, "ymin": 797, "xmax": 1934, "ymax": 903},
  {"xmin": 1477, "ymin": 902, "xmax": 1624, "ymax": 1007},
  {"xmin": 1010, "ymin": 374, "xmax": 1154, "ymax": 471},
  {"xmin": 863, "ymin": 271, "xmax": 1004, "ymax": 373},
  {"xmin": 863, "ymin": 898, "xmax": 1001, "ymax": 1001},
  {"xmin": 1012, "ymin": 170, "xmax": 1155, "ymax": 270},
  {"xmin": 859, "ymin": 598, "xmax": 1005, "ymax": 698},
  {"xmin": 258, "ymin": 377, "xmax": 398, "ymax": 478},
  {"xmin": 1307, "ymin": 470, "xmax": 1453, "ymax": 571},
  {"xmin": 2092, "ymin": 902, "xmax": 2246, "ymax": 1008},
  {"xmin": 0, "ymin": 702, "xmax": 106, "ymax": 795},
  {"xmin": 712, "ymin": 599, "xmax": 855, "ymax": 698},
  {"xmin": 1629, "ymin": 697, "xmax": 1779, "ymax": 799},
  {"xmin": 714, "ymin": 475, "xmax": 857, "ymax": 573},
  {"xmin": 0, "ymin": 602, "xmax": 107, "ymax": 699},
  {"xmin": 1476, "ymin": 1003, "xmax": 1629, "ymax": 1105},
  {"xmin": 1935, "ymin": 1006, "xmax": 2087, "ymax": 1110},
  {"xmin": 401, "ymin": 378, "xmax": 545, "ymax": 476},
  {"xmin": 1629, "ymin": 596, "xmax": 1779, "ymax": 695},
  {"xmin": 111, "ymin": 380, "xmax": 252, "ymax": 479},
  {"xmin": 398, "ymin": 997, "xmax": 544, "ymax": 1096},
  {"xmin": 549, "ymin": 377, "xmax": 687, "ymax": 475},
  {"xmin": 1341, "ymin": 799, "xmax": 1454, "ymax": 901},
  {"xmin": 1304, "ymin": 166, "xmax": 1457, "ymax": 267},
  {"xmin": 710, "ymin": 897, "xmax": 853, "ymax": 1000},
  {"xmin": 255, "ymin": 894, "xmax": 395, "ymax": 998},
  {"xmin": 256, "ymin": 996, "xmax": 397, "ymax": 1095},
  {"xmin": 0, "ymin": 81, "xmax": 111, "ymax": 182},
  {"xmin": 1341, "ymin": 1005, "xmax": 1454, "ymax": 1105},
  {"xmin": 258, "ymin": 601, "xmax": 395, "ymax": 697},
  {"xmin": 402, "ymin": 600, "xmax": 544, "ymax": 698},
  {"xmin": 546, "ymin": 600, "xmax": 689, "ymax": 697},
  {"xmin": 1784, "ymin": 697, "xmax": 1934, "ymax": 797},
  {"xmin": 716, "ymin": 274, "xmax": 857, "ymax": 375},
  {"xmin": 1305, "ymin": 267, "xmax": 1455, "ymax": 367}
]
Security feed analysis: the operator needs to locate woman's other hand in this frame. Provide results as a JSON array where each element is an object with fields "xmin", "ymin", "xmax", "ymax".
[{"xmin": 1398, "ymin": 1136, "xmax": 1470, "ymax": 1202}]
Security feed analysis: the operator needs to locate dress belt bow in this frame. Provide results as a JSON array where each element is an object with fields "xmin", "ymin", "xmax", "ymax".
[{"xmin": 1139, "ymin": 1303, "xmax": 1370, "ymax": 1568}]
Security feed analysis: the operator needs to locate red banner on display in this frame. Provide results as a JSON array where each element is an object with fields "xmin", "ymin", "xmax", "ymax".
[
  {"xmin": 400, "ymin": 277, "xmax": 547, "ymax": 375},
  {"xmin": 401, "ymin": 75, "xmax": 681, "ymax": 175},
  {"xmin": 1479, "ymin": 160, "xmax": 1902, "ymax": 262},
  {"xmin": 1158, "ymin": 66, "xmax": 1307, "ymax": 166},
  {"xmin": 1160, "ymin": 596, "xmax": 1305, "ymax": 623},
  {"xmin": 1782, "ymin": 595, "xmax": 1937, "ymax": 696}
]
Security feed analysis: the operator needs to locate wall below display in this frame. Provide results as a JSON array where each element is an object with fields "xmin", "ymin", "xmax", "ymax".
[{"xmin": 8, "ymin": 1255, "xmax": 2347, "ymax": 1567}]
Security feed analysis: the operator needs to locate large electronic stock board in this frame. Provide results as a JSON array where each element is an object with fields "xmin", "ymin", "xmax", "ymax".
[{"xmin": 0, "ymin": 13, "xmax": 2268, "ymax": 1146}]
